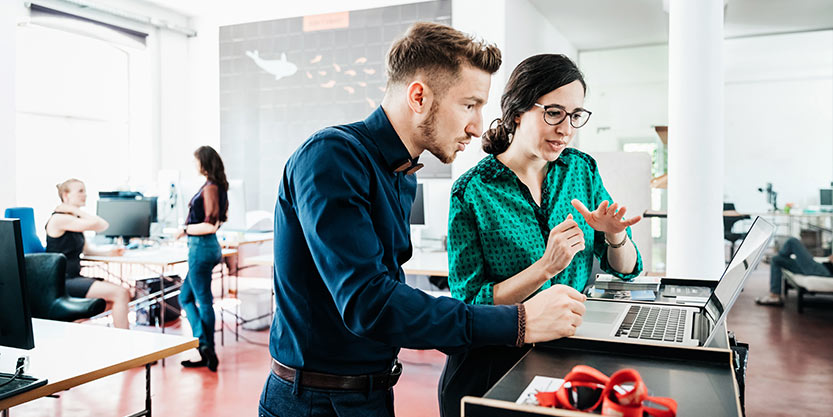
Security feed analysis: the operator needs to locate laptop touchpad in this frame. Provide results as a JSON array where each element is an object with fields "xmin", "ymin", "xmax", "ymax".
[{"xmin": 584, "ymin": 310, "xmax": 620, "ymax": 324}]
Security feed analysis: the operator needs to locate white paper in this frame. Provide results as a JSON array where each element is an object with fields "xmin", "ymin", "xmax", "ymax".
[{"xmin": 515, "ymin": 376, "xmax": 565, "ymax": 405}]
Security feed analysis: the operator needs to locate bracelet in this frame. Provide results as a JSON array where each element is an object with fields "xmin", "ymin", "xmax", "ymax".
[
  {"xmin": 605, "ymin": 233, "xmax": 629, "ymax": 249},
  {"xmin": 515, "ymin": 303, "xmax": 526, "ymax": 347}
]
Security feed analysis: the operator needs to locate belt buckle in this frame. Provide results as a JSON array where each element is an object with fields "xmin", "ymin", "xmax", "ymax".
[{"xmin": 388, "ymin": 360, "xmax": 403, "ymax": 387}]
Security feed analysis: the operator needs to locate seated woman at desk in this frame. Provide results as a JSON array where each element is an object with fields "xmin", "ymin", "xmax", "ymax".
[
  {"xmin": 176, "ymin": 145, "xmax": 228, "ymax": 372},
  {"xmin": 439, "ymin": 54, "xmax": 643, "ymax": 417},
  {"xmin": 756, "ymin": 237, "xmax": 833, "ymax": 306},
  {"xmin": 45, "ymin": 178, "xmax": 131, "ymax": 329}
]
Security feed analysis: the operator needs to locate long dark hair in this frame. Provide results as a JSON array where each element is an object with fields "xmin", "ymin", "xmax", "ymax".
[
  {"xmin": 194, "ymin": 146, "xmax": 229, "ymax": 192},
  {"xmin": 482, "ymin": 54, "xmax": 587, "ymax": 155}
]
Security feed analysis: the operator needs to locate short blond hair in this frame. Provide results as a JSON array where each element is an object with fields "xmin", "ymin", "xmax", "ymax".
[{"xmin": 56, "ymin": 178, "xmax": 83, "ymax": 202}]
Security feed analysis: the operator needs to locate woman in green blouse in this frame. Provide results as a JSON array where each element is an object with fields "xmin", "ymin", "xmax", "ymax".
[{"xmin": 438, "ymin": 54, "xmax": 643, "ymax": 417}]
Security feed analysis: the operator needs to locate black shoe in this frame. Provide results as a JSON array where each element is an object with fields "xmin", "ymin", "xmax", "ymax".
[
  {"xmin": 200, "ymin": 345, "xmax": 219, "ymax": 372},
  {"xmin": 181, "ymin": 346, "xmax": 208, "ymax": 368},
  {"xmin": 180, "ymin": 357, "xmax": 207, "ymax": 368}
]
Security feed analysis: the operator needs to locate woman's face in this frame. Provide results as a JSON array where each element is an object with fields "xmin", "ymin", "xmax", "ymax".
[
  {"xmin": 64, "ymin": 181, "xmax": 87, "ymax": 207},
  {"xmin": 512, "ymin": 80, "xmax": 586, "ymax": 162},
  {"xmin": 194, "ymin": 157, "xmax": 203, "ymax": 176}
]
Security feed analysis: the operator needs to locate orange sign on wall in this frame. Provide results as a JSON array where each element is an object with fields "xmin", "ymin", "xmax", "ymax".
[{"xmin": 303, "ymin": 12, "xmax": 350, "ymax": 32}]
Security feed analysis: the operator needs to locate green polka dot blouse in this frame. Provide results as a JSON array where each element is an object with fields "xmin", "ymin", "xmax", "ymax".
[{"xmin": 447, "ymin": 148, "xmax": 643, "ymax": 305}]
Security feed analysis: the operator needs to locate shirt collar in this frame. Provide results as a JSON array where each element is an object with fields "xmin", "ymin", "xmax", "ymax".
[
  {"xmin": 483, "ymin": 152, "xmax": 568, "ymax": 182},
  {"xmin": 364, "ymin": 106, "xmax": 422, "ymax": 175}
]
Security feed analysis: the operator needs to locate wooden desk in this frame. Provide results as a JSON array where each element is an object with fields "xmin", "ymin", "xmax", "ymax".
[
  {"xmin": 0, "ymin": 319, "xmax": 196, "ymax": 415},
  {"xmin": 403, "ymin": 250, "xmax": 448, "ymax": 277}
]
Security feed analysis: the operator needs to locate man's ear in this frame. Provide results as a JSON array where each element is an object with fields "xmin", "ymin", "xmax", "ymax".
[{"xmin": 406, "ymin": 80, "xmax": 432, "ymax": 114}]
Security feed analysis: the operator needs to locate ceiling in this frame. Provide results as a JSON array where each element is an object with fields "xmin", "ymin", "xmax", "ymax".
[
  {"xmin": 529, "ymin": 0, "xmax": 833, "ymax": 50},
  {"xmin": 139, "ymin": 0, "xmax": 833, "ymax": 51}
]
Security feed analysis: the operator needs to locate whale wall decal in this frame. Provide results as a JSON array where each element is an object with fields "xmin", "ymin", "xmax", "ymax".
[{"xmin": 245, "ymin": 50, "xmax": 297, "ymax": 81}]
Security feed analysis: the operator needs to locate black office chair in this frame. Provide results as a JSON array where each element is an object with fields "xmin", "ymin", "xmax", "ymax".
[
  {"xmin": 723, "ymin": 203, "xmax": 750, "ymax": 259},
  {"xmin": 24, "ymin": 253, "xmax": 106, "ymax": 321}
]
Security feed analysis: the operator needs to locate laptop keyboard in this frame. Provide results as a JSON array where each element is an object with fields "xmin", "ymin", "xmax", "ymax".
[{"xmin": 615, "ymin": 305, "xmax": 686, "ymax": 343}]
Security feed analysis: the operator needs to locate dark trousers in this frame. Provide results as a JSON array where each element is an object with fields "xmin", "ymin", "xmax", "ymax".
[
  {"xmin": 438, "ymin": 345, "xmax": 530, "ymax": 417},
  {"xmin": 259, "ymin": 372, "xmax": 395, "ymax": 417},
  {"xmin": 770, "ymin": 237, "xmax": 832, "ymax": 294},
  {"xmin": 179, "ymin": 234, "xmax": 221, "ymax": 348}
]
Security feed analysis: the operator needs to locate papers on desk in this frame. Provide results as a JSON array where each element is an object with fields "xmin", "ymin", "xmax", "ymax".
[
  {"xmin": 594, "ymin": 274, "xmax": 660, "ymax": 291},
  {"xmin": 515, "ymin": 376, "xmax": 564, "ymax": 405},
  {"xmin": 588, "ymin": 288, "xmax": 657, "ymax": 301}
]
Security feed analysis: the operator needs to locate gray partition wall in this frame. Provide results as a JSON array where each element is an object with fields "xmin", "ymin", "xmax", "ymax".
[{"xmin": 219, "ymin": 1, "xmax": 452, "ymax": 213}]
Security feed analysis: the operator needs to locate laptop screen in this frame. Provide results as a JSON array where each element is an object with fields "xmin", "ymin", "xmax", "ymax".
[{"xmin": 702, "ymin": 217, "xmax": 775, "ymax": 346}]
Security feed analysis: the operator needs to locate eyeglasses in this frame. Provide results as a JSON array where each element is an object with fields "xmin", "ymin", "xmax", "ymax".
[{"xmin": 533, "ymin": 103, "xmax": 592, "ymax": 128}]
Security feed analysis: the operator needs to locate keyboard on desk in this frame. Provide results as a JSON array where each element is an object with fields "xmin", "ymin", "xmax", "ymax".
[{"xmin": 615, "ymin": 305, "xmax": 686, "ymax": 343}]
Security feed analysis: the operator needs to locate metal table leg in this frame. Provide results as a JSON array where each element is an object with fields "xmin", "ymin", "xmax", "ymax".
[{"xmin": 125, "ymin": 363, "xmax": 152, "ymax": 417}]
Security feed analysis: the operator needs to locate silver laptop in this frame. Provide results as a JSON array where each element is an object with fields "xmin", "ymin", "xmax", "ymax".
[{"xmin": 575, "ymin": 216, "xmax": 774, "ymax": 347}]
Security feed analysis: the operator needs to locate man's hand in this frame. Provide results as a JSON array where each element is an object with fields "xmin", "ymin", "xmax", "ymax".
[
  {"xmin": 571, "ymin": 199, "xmax": 641, "ymax": 236},
  {"xmin": 536, "ymin": 214, "xmax": 585, "ymax": 277},
  {"xmin": 522, "ymin": 284, "xmax": 586, "ymax": 343}
]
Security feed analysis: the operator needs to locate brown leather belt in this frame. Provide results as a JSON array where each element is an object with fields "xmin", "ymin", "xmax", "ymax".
[{"xmin": 270, "ymin": 358, "xmax": 402, "ymax": 391}]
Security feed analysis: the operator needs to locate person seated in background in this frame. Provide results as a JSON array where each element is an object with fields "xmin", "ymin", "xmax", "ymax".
[
  {"xmin": 45, "ymin": 178, "xmax": 131, "ymax": 329},
  {"xmin": 439, "ymin": 54, "xmax": 643, "ymax": 417},
  {"xmin": 756, "ymin": 237, "xmax": 833, "ymax": 306}
]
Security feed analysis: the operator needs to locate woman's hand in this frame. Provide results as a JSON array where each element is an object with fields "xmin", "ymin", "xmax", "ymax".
[
  {"xmin": 536, "ymin": 214, "xmax": 585, "ymax": 277},
  {"xmin": 571, "ymin": 199, "xmax": 641, "ymax": 236},
  {"xmin": 175, "ymin": 227, "xmax": 187, "ymax": 240}
]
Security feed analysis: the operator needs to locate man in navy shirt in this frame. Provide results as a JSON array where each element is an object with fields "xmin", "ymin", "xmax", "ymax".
[{"xmin": 260, "ymin": 22, "xmax": 587, "ymax": 417}]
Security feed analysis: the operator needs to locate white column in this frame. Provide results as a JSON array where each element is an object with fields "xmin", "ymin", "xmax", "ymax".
[
  {"xmin": 666, "ymin": 0, "xmax": 725, "ymax": 278},
  {"xmin": 0, "ymin": 1, "xmax": 20, "ymax": 210}
]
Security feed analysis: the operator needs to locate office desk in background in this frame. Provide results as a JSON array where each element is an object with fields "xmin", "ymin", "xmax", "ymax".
[
  {"xmin": 83, "ymin": 247, "xmax": 237, "ymax": 344},
  {"xmin": 0, "ymin": 319, "xmax": 196, "ymax": 415},
  {"xmin": 402, "ymin": 249, "xmax": 448, "ymax": 277}
]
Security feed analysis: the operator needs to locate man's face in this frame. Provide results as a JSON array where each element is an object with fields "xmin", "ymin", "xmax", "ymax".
[{"xmin": 417, "ymin": 65, "xmax": 491, "ymax": 163}]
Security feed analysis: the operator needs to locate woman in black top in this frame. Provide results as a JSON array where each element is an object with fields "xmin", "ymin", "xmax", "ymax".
[
  {"xmin": 45, "ymin": 179, "xmax": 131, "ymax": 329},
  {"xmin": 177, "ymin": 146, "xmax": 229, "ymax": 372}
]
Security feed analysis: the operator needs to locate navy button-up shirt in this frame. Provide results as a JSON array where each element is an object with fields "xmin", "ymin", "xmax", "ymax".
[{"xmin": 270, "ymin": 106, "xmax": 519, "ymax": 375}]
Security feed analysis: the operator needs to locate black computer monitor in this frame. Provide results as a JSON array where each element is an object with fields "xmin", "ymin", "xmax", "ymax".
[
  {"xmin": 821, "ymin": 189, "xmax": 833, "ymax": 207},
  {"xmin": 410, "ymin": 183, "xmax": 425, "ymax": 225},
  {"xmin": 0, "ymin": 219, "xmax": 35, "ymax": 350},
  {"xmin": 96, "ymin": 199, "xmax": 152, "ymax": 238},
  {"xmin": 98, "ymin": 191, "xmax": 157, "ymax": 222}
]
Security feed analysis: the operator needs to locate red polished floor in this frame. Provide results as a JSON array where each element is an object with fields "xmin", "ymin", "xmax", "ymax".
[{"xmin": 8, "ymin": 263, "xmax": 833, "ymax": 417}]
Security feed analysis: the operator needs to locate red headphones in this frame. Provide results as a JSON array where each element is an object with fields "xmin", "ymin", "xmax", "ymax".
[{"xmin": 534, "ymin": 365, "xmax": 677, "ymax": 417}]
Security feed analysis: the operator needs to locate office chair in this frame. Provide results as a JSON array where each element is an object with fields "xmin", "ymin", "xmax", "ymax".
[
  {"xmin": 723, "ymin": 203, "xmax": 750, "ymax": 259},
  {"xmin": 4, "ymin": 207, "xmax": 46, "ymax": 254},
  {"xmin": 24, "ymin": 253, "xmax": 106, "ymax": 322}
]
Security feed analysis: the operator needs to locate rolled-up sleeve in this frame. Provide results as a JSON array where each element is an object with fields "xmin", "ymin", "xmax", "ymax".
[{"xmin": 291, "ymin": 138, "xmax": 517, "ymax": 351}]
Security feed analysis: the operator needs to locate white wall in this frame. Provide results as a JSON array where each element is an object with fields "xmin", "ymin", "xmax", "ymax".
[
  {"xmin": 578, "ymin": 31, "xmax": 833, "ymax": 212},
  {"xmin": 0, "ymin": 1, "xmax": 23, "ymax": 212},
  {"xmin": 1, "ymin": 0, "xmax": 195, "ymax": 218}
]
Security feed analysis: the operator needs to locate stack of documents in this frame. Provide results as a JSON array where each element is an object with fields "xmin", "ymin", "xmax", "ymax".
[{"xmin": 593, "ymin": 274, "xmax": 660, "ymax": 291}]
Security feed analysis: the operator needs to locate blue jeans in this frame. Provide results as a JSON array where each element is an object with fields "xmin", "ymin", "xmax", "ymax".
[
  {"xmin": 770, "ymin": 237, "xmax": 831, "ymax": 294},
  {"xmin": 179, "ymin": 234, "xmax": 221, "ymax": 348},
  {"xmin": 258, "ymin": 372, "xmax": 395, "ymax": 417}
]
